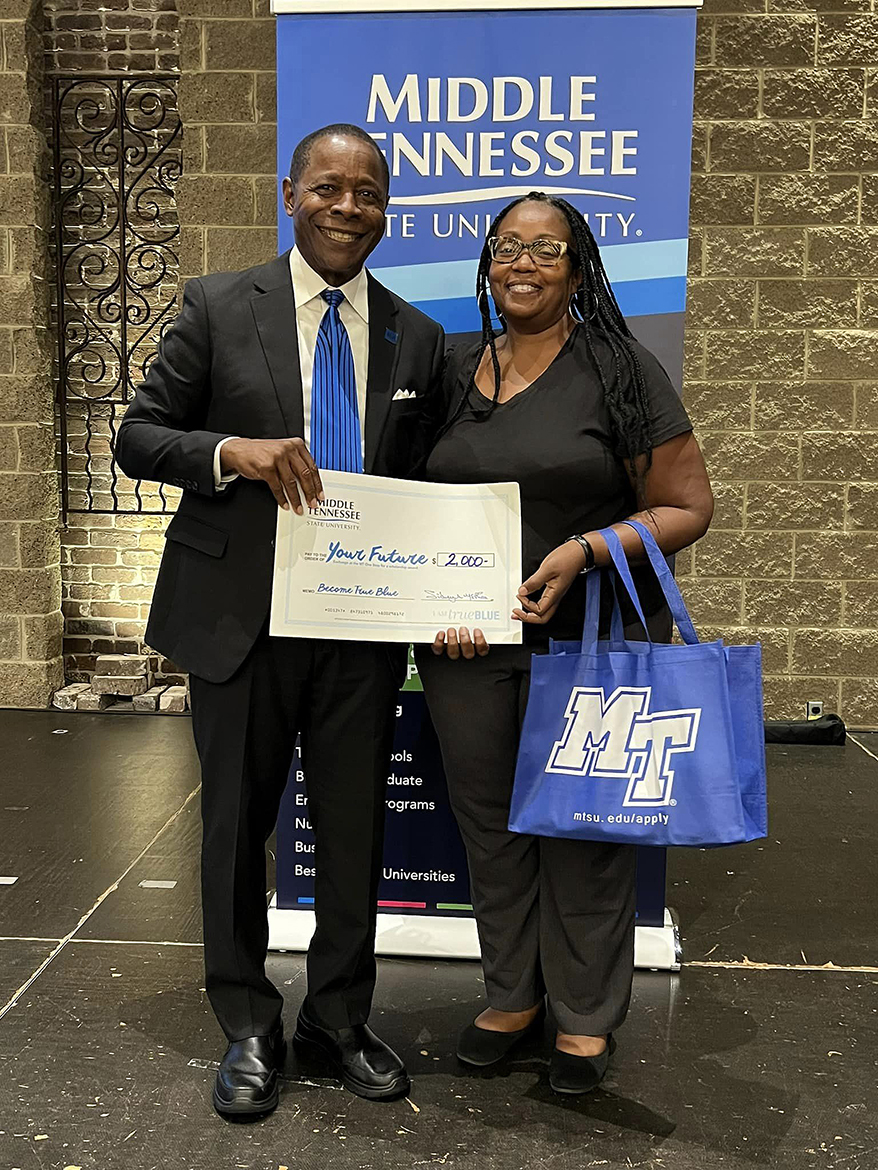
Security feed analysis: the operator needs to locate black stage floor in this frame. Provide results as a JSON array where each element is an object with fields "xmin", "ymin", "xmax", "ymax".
[{"xmin": 1, "ymin": 710, "xmax": 876, "ymax": 1169}]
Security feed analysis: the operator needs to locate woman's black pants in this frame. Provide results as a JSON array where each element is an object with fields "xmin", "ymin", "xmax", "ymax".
[{"xmin": 415, "ymin": 643, "xmax": 636, "ymax": 1036}]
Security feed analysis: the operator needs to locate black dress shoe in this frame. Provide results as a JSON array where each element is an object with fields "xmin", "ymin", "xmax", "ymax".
[
  {"xmin": 457, "ymin": 1003, "xmax": 546, "ymax": 1068},
  {"xmin": 213, "ymin": 1025, "xmax": 286, "ymax": 1116},
  {"xmin": 293, "ymin": 1005, "xmax": 410, "ymax": 1101},
  {"xmin": 548, "ymin": 1034, "xmax": 616, "ymax": 1095}
]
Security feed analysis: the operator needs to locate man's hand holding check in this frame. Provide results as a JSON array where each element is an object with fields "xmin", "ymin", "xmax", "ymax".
[{"xmin": 221, "ymin": 436, "xmax": 325, "ymax": 514}]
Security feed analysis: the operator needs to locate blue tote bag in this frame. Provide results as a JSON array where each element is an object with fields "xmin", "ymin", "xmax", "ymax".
[{"xmin": 508, "ymin": 520, "xmax": 768, "ymax": 847}]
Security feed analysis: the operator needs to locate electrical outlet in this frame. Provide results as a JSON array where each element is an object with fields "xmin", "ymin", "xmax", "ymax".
[{"xmin": 806, "ymin": 700, "xmax": 824, "ymax": 720}]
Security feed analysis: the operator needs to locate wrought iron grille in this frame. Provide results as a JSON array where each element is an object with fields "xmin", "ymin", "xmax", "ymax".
[{"xmin": 51, "ymin": 75, "xmax": 182, "ymax": 516}]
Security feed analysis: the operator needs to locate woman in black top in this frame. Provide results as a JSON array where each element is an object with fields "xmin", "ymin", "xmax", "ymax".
[{"xmin": 414, "ymin": 193, "xmax": 713, "ymax": 1095}]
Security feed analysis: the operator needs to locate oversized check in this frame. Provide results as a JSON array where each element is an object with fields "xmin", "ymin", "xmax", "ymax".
[{"xmin": 270, "ymin": 470, "xmax": 522, "ymax": 644}]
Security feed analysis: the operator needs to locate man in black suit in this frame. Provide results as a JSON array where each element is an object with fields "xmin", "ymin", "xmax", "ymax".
[{"xmin": 116, "ymin": 124, "xmax": 444, "ymax": 1115}]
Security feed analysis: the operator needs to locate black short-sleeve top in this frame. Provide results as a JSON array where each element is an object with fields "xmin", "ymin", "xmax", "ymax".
[{"xmin": 424, "ymin": 323, "xmax": 694, "ymax": 645}]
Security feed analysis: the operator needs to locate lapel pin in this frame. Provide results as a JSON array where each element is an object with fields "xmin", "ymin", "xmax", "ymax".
[{"xmin": 385, "ymin": 328, "xmax": 398, "ymax": 344}]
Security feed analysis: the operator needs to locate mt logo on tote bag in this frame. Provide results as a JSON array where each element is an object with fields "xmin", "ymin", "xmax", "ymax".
[
  {"xmin": 545, "ymin": 683, "xmax": 700, "ymax": 813},
  {"xmin": 508, "ymin": 521, "xmax": 767, "ymax": 848}
]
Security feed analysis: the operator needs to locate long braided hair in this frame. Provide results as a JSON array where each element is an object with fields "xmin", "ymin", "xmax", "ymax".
[{"xmin": 441, "ymin": 191, "xmax": 656, "ymax": 503}]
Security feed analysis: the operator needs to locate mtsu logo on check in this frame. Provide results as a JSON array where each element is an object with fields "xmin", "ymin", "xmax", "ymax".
[{"xmin": 545, "ymin": 686, "xmax": 701, "ymax": 808}]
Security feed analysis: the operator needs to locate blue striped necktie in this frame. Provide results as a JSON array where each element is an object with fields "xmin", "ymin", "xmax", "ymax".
[{"xmin": 311, "ymin": 289, "xmax": 363, "ymax": 473}]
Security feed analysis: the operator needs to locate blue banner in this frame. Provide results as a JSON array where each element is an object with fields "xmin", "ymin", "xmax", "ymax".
[
  {"xmin": 277, "ymin": 666, "xmax": 668, "ymax": 928},
  {"xmin": 278, "ymin": 683, "xmax": 474, "ymax": 916},
  {"xmin": 274, "ymin": 6, "xmax": 696, "ymax": 928},
  {"xmin": 277, "ymin": 7, "xmax": 696, "ymax": 376}
]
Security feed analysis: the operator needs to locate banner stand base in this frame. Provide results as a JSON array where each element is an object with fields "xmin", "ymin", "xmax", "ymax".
[
  {"xmin": 634, "ymin": 907, "xmax": 682, "ymax": 971},
  {"xmin": 268, "ymin": 897, "xmax": 481, "ymax": 959},
  {"xmin": 268, "ymin": 898, "xmax": 682, "ymax": 970}
]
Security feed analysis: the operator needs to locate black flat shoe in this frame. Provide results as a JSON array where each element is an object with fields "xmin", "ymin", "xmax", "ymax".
[
  {"xmin": 549, "ymin": 1034, "xmax": 616, "ymax": 1095},
  {"xmin": 293, "ymin": 1004, "xmax": 410, "ymax": 1101},
  {"xmin": 212, "ymin": 1025, "xmax": 286, "ymax": 1116},
  {"xmin": 456, "ymin": 1003, "xmax": 547, "ymax": 1068}
]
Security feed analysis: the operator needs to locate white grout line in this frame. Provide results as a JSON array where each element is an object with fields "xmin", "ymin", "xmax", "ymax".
[
  {"xmin": 70, "ymin": 938, "xmax": 203, "ymax": 948},
  {"xmin": 0, "ymin": 936, "xmax": 63, "ymax": 944},
  {"xmin": 848, "ymin": 733, "xmax": 878, "ymax": 766},
  {"xmin": 0, "ymin": 783, "xmax": 202, "ymax": 1025},
  {"xmin": 6, "ymin": 942, "xmax": 870, "ymax": 973},
  {"xmin": 689, "ymin": 959, "xmax": 878, "ymax": 974}
]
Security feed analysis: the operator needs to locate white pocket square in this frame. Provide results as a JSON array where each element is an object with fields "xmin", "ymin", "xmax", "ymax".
[{"xmin": 392, "ymin": 388, "xmax": 417, "ymax": 401}]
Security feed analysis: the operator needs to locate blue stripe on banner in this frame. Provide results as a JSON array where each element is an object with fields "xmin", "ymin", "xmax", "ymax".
[
  {"xmin": 615, "ymin": 275, "xmax": 687, "ymax": 318},
  {"xmin": 411, "ymin": 296, "xmax": 489, "ymax": 335},
  {"xmin": 412, "ymin": 276, "xmax": 687, "ymax": 335},
  {"xmin": 605, "ymin": 238, "xmax": 689, "ymax": 283},
  {"xmin": 298, "ymin": 897, "xmax": 315, "ymax": 905},
  {"xmin": 371, "ymin": 238, "xmax": 689, "ymax": 304}
]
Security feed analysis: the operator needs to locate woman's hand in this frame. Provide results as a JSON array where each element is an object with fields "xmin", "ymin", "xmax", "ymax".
[
  {"xmin": 513, "ymin": 541, "xmax": 587, "ymax": 625},
  {"xmin": 430, "ymin": 627, "xmax": 490, "ymax": 659}
]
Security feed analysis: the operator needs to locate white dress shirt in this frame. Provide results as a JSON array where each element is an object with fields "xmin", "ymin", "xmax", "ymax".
[{"xmin": 213, "ymin": 247, "xmax": 370, "ymax": 489}]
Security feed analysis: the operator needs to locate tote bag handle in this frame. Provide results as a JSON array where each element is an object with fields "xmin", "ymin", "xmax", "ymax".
[
  {"xmin": 582, "ymin": 529, "xmax": 649, "ymax": 649},
  {"xmin": 581, "ymin": 523, "xmax": 700, "ymax": 649},
  {"xmin": 619, "ymin": 520, "xmax": 700, "ymax": 646},
  {"xmin": 583, "ymin": 573, "xmax": 637, "ymax": 649}
]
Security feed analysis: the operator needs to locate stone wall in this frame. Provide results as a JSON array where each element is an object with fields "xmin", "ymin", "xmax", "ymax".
[
  {"xmin": 681, "ymin": 4, "xmax": 878, "ymax": 726},
  {"xmin": 7, "ymin": 0, "xmax": 876, "ymax": 723},
  {"xmin": 176, "ymin": 0, "xmax": 276, "ymax": 281},
  {"xmin": 0, "ymin": 0, "xmax": 63, "ymax": 707},
  {"xmin": 175, "ymin": 1, "xmax": 878, "ymax": 726}
]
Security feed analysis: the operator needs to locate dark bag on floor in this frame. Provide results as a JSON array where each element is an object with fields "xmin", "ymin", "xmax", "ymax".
[{"xmin": 764, "ymin": 714, "xmax": 846, "ymax": 745}]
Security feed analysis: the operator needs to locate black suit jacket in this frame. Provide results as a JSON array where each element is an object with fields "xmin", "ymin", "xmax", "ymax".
[{"xmin": 115, "ymin": 249, "xmax": 445, "ymax": 683}]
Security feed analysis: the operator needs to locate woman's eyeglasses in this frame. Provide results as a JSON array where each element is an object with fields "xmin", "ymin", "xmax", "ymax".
[{"xmin": 487, "ymin": 236, "xmax": 572, "ymax": 267}]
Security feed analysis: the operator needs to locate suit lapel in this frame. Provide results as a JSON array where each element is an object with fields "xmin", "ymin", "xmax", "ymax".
[
  {"xmin": 364, "ymin": 274, "xmax": 401, "ymax": 473},
  {"xmin": 250, "ymin": 250, "xmax": 305, "ymax": 438}
]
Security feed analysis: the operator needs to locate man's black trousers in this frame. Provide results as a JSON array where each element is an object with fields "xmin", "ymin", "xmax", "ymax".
[{"xmin": 189, "ymin": 628, "xmax": 405, "ymax": 1040}]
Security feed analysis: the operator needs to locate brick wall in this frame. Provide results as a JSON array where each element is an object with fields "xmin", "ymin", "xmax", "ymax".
[
  {"xmin": 681, "ymin": 3, "xmax": 878, "ymax": 726},
  {"xmin": 44, "ymin": 0, "xmax": 177, "ymax": 75},
  {"xmin": 31, "ymin": 0, "xmax": 878, "ymax": 725},
  {"xmin": 0, "ymin": 0, "xmax": 63, "ymax": 707},
  {"xmin": 44, "ymin": 0, "xmax": 182, "ymax": 684}
]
